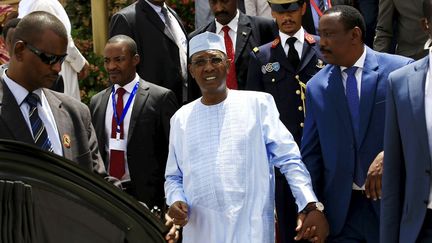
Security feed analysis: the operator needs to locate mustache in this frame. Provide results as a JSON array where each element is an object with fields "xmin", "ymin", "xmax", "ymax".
[
  {"xmin": 281, "ymin": 19, "xmax": 296, "ymax": 25},
  {"xmin": 320, "ymin": 46, "xmax": 332, "ymax": 53},
  {"xmin": 214, "ymin": 11, "xmax": 229, "ymax": 17}
]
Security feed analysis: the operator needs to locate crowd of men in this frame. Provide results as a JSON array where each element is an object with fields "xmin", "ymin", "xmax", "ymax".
[{"xmin": 1, "ymin": 0, "xmax": 432, "ymax": 242}]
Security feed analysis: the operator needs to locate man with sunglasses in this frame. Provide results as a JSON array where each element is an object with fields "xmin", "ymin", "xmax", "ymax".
[
  {"xmin": 0, "ymin": 12, "xmax": 108, "ymax": 178},
  {"xmin": 165, "ymin": 31, "xmax": 329, "ymax": 243}
]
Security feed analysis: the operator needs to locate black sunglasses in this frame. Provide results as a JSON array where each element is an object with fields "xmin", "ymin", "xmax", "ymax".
[{"xmin": 22, "ymin": 41, "xmax": 67, "ymax": 65}]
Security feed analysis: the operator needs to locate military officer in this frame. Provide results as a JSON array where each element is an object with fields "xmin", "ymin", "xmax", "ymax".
[{"xmin": 245, "ymin": 0, "xmax": 325, "ymax": 242}]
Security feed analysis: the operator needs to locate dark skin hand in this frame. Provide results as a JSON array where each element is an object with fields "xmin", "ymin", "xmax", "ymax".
[
  {"xmin": 365, "ymin": 151, "xmax": 383, "ymax": 200},
  {"xmin": 295, "ymin": 209, "xmax": 329, "ymax": 242},
  {"xmin": 167, "ymin": 201, "xmax": 189, "ymax": 227},
  {"xmin": 165, "ymin": 214, "xmax": 180, "ymax": 243}
]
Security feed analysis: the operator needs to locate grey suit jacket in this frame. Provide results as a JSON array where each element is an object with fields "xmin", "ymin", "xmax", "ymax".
[
  {"xmin": 381, "ymin": 57, "xmax": 432, "ymax": 243},
  {"xmin": 0, "ymin": 78, "xmax": 106, "ymax": 175},
  {"xmin": 89, "ymin": 79, "xmax": 178, "ymax": 211},
  {"xmin": 373, "ymin": 0, "xmax": 428, "ymax": 60}
]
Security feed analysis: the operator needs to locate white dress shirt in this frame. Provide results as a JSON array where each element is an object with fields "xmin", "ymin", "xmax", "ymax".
[
  {"xmin": 104, "ymin": 75, "xmax": 139, "ymax": 180},
  {"xmin": 280, "ymin": 27, "xmax": 305, "ymax": 59},
  {"xmin": 2, "ymin": 72, "xmax": 62, "ymax": 156}
]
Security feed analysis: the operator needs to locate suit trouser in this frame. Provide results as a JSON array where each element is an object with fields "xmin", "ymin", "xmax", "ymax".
[{"xmin": 328, "ymin": 190, "xmax": 379, "ymax": 243}]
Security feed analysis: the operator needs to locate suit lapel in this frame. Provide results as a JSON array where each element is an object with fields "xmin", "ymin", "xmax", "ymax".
[
  {"xmin": 409, "ymin": 58, "xmax": 430, "ymax": 158},
  {"xmin": 0, "ymin": 79, "xmax": 33, "ymax": 143},
  {"xmin": 326, "ymin": 66, "xmax": 354, "ymax": 137},
  {"xmin": 358, "ymin": 48, "xmax": 379, "ymax": 147},
  {"xmin": 299, "ymin": 41, "xmax": 315, "ymax": 72},
  {"xmin": 235, "ymin": 13, "xmax": 251, "ymax": 63},
  {"xmin": 44, "ymin": 89, "xmax": 72, "ymax": 159},
  {"xmin": 95, "ymin": 88, "xmax": 111, "ymax": 162},
  {"xmin": 127, "ymin": 80, "xmax": 150, "ymax": 143}
]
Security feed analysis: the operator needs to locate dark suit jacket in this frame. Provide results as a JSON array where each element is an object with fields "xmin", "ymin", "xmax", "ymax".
[
  {"xmin": 109, "ymin": 0, "xmax": 187, "ymax": 104},
  {"xmin": 301, "ymin": 47, "xmax": 412, "ymax": 236},
  {"xmin": 302, "ymin": 2, "xmax": 317, "ymax": 35},
  {"xmin": 89, "ymin": 79, "xmax": 178, "ymax": 212},
  {"xmin": 0, "ymin": 78, "xmax": 106, "ymax": 175},
  {"xmin": 246, "ymin": 33, "xmax": 324, "ymax": 145},
  {"xmin": 381, "ymin": 57, "xmax": 432, "ymax": 243},
  {"xmin": 188, "ymin": 12, "xmax": 277, "ymax": 100},
  {"xmin": 373, "ymin": 0, "xmax": 428, "ymax": 60}
]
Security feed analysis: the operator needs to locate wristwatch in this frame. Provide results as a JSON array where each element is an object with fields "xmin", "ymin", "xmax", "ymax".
[{"xmin": 301, "ymin": 202, "xmax": 324, "ymax": 214}]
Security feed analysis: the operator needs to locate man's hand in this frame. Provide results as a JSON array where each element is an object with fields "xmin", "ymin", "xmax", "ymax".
[
  {"xmin": 167, "ymin": 201, "xmax": 189, "ymax": 227},
  {"xmin": 295, "ymin": 210, "xmax": 329, "ymax": 242},
  {"xmin": 365, "ymin": 151, "xmax": 383, "ymax": 200},
  {"xmin": 165, "ymin": 214, "xmax": 180, "ymax": 243},
  {"xmin": 78, "ymin": 61, "xmax": 90, "ymax": 80}
]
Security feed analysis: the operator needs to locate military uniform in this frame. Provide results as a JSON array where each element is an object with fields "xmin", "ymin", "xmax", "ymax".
[{"xmin": 246, "ymin": 31, "xmax": 325, "ymax": 243}]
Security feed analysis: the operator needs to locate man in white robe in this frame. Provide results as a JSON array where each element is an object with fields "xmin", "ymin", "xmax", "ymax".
[{"xmin": 164, "ymin": 31, "xmax": 329, "ymax": 243}]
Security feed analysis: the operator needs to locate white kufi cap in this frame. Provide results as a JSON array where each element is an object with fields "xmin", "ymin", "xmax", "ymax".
[{"xmin": 189, "ymin": 31, "xmax": 226, "ymax": 57}]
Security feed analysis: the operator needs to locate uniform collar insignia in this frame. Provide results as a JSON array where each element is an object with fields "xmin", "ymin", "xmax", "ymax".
[
  {"xmin": 304, "ymin": 32, "xmax": 316, "ymax": 44},
  {"xmin": 271, "ymin": 37, "xmax": 281, "ymax": 48}
]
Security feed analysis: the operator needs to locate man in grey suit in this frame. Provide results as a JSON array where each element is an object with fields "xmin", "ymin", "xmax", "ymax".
[
  {"xmin": 89, "ymin": 35, "xmax": 179, "ymax": 216},
  {"xmin": 374, "ymin": 0, "xmax": 428, "ymax": 60},
  {"xmin": 381, "ymin": 0, "xmax": 432, "ymax": 242},
  {"xmin": 0, "ymin": 11, "xmax": 107, "ymax": 176}
]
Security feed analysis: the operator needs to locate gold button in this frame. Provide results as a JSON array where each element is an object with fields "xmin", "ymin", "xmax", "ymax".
[
  {"xmin": 298, "ymin": 106, "xmax": 303, "ymax": 111},
  {"xmin": 296, "ymin": 90, "xmax": 301, "ymax": 95},
  {"xmin": 271, "ymin": 78, "xmax": 275, "ymax": 82},
  {"xmin": 295, "ymin": 75, "xmax": 300, "ymax": 79},
  {"xmin": 300, "ymin": 122, "xmax": 304, "ymax": 127}
]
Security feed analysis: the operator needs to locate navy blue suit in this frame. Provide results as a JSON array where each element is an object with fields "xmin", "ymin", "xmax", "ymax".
[
  {"xmin": 301, "ymin": 47, "xmax": 412, "ymax": 239},
  {"xmin": 381, "ymin": 57, "xmax": 432, "ymax": 243},
  {"xmin": 246, "ymin": 33, "xmax": 324, "ymax": 243}
]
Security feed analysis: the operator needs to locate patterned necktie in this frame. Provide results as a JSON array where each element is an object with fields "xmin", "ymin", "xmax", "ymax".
[
  {"xmin": 161, "ymin": 7, "xmax": 188, "ymax": 82},
  {"xmin": 109, "ymin": 88, "xmax": 126, "ymax": 179},
  {"xmin": 222, "ymin": 26, "xmax": 238, "ymax": 89},
  {"xmin": 344, "ymin": 66, "xmax": 364, "ymax": 185},
  {"xmin": 287, "ymin": 37, "xmax": 300, "ymax": 69},
  {"xmin": 25, "ymin": 93, "xmax": 54, "ymax": 152},
  {"xmin": 319, "ymin": 0, "xmax": 325, "ymax": 12}
]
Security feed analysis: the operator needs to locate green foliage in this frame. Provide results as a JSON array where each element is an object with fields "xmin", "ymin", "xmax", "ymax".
[{"xmin": 64, "ymin": 0, "xmax": 195, "ymax": 104}]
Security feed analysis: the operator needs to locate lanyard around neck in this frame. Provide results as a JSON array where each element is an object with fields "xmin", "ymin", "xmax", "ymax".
[{"xmin": 111, "ymin": 81, "xmax": 139, "ymax": 134}]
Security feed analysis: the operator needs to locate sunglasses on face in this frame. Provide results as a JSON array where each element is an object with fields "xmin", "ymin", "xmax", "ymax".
[{"xmin": 22, "ymin": 41, "xmax": 67, "ymax": 65}]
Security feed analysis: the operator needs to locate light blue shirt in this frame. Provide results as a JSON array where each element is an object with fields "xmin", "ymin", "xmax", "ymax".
[{"xmin": 165, "ymin": 90, "xmax": 317, "ymax": 242}]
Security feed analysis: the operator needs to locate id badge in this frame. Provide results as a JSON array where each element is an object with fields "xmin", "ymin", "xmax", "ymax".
[{"xmin": 109, "ymin": 138, "xmax": 126, "ymax": 151}]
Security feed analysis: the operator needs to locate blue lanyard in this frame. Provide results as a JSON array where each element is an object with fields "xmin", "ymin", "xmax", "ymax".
[{"xmin": 111, "ymin": 81, "xmax": 140, "ymax": 135}]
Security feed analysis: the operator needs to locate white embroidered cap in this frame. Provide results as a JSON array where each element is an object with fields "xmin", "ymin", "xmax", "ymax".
[{"xmin": 189, "ymin": 31, "xmax": 226, "ymax": 57}]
